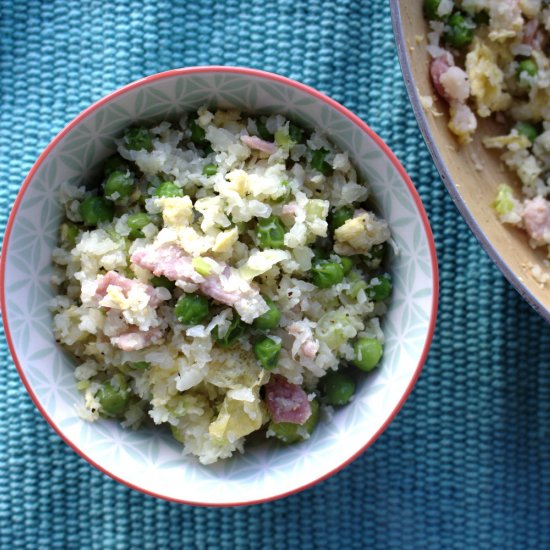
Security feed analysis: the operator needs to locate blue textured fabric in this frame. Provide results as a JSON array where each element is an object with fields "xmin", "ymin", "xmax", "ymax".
[{"xmin": 1, "ymin": 1, "xmax": 550, "ymax": 548}]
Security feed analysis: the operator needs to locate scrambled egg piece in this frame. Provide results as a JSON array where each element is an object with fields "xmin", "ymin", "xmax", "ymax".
[
  {"xmin": 223, "ymin": 169, "xmax": 248, "ymax": 196},
  {"xmin": 156, "ymin": 196, "xmax": 193, "ymax": 228},
  {"xmin": 483, "ymin": 133, "xmax": 531, "ymax": 149},
  {"xmin": 334, "ymin": 212, "xmax": 391, "ymax": 256},
  {"xmin": 209, "ymin": 395, "xmax": 267, "ymax": 442},
  {"xmin": 239, "ymin": 249, "xmax": 291, "ymax": 281},
  {"xmin": 466, "ymin": 38, "xmax": 511, "ymax": 117},
  {"xmin": 194, "ymin": 196, "xmax": 230, "ymax": 232},
  {"xmin": 212, "ymin": 227, "xmax": 239, "ymax": 253},
  {"xmin": 175, "ymin": 227, "xmax": 215, "ymax": 256}
]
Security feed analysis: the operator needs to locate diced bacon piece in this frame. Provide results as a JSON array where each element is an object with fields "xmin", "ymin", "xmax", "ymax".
[
  {"xmin": 132, "ymin": 245, "xmax": 267, "ymax": 323},
  {"xmin": 241, "ymin": 135, "xmax": 278, "ymax": 155},
  {"xmin": 430, "ymin": 55, "xmax": 454, "ymax": 101},
  {"xmin": 288, "ymin": 322, "xmax": 319, "ymax": 359},
  {"xmin": 110, "ymin": 327, "xmax": 163, "ymax": 351},
  {"xmin": 201, "ymin": 266, "xmax": 268, "ymax": 323},
  {"xmin": 131, "ymin": 244, "xmax": 204, "ymax": 284},
  {"xmin": 264, "ymin": 375, "xmax": 312, "ymax": 425},
  {"xmin": 523, "ymin": 18, "xmax": 546, "ymax": 50},
  {"xmin": 430, "ymin": 51, "xmax": 475, "ymax": 143},
  {"xmin": 523, "ymin": 18, "xmax": 539, "ymax": 45},
  {"xmin": 200, "ymin": 266, "xmax": 239, "ymax": 306},
  {"xmin": 523, "ymin": 196, "xmax": 550, "ymax": 242},
  {"xmin": 200, "ymin": 279, "xmax": 237, "ymax": 305},
  {"xmin": 94, "ymin": 271, "xmax": 162, "ymax": 307}
]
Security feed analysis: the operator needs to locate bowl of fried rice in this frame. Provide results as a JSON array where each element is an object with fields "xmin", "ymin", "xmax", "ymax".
[{"xmin": 0, "ymin": 66, "xmax": 438, "ymax": 505}]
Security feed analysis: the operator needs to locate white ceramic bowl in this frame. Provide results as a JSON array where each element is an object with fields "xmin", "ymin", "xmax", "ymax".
[{"xmin": 0, "ymin": 67, "xmax": 438, "ymax": 506}]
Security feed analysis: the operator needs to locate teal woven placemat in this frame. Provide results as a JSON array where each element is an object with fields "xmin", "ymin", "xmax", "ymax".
[{"xmin": 1, "ymin": 1, "xmax": 550, "ymax": 548}]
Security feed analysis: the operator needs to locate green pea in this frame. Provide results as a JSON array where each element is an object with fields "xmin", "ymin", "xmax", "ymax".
[
  {"xmin": 323, "ymin": 371, "xmax": 356, "ymax": 406},
  {"xmin": 127, "ymin": 213, "xmax": 153, "ymax": 230},
  {"xmin": 80, "ymin": 196, "xmax": 115, "ymax": 226},
  {"xmin": 310, "ymin": 148, "xmax": 332, "ymax": 176},
  {"xmin": 311, "ymin": 260, "xmax": 345, "ymax": 288},
  {"xmin": 150, "ymin": 275, "xmax": 176, "ymax": 290},
  {"xmin": 331, "ymin": 206, "xmax": 354, "ymax": 232},
  {"xmin": 104, "ymin": 170, "xmax": 134, "ymax": 201},
  {"xmin": 361, "ymin": 243, "xmax": 387, "ymax": 270},
  {"xmin": 130, "ymin": 361, "xmax": 150, "ymax": 370},
  {"xmin": 189, "ymin": 118, "xmax": 207, "ymax": 145},
  {"xmin": 154, "ymin": 181, "xmax": 184, "ymax": 198},
  {"xmin": 60, "ymin": 222, "xmax": 79, "ymax": 248},
  {"xmin": 213, "ymin": 315, "xmax": 246, "ymax": 348},
  {"xmin": 339, "ymin": 256, "xmax": 353, "ymax": 276},
  {"xmin": 516, "ymin": 122, "xmax": 539, "ymax": 143},
  {"xmin": 175, "ymin": 294, "xmax": 210, "ymax": 325},
  {"xmin": 256, "ymin": 216, "xmax": 286, "ymax": 249},
  {"xmin": 444, "ymin": 12, "xmax": 474, "ymax": 49},
  {"xmin": 269, "ymin": 400, "xmax": 319, "ymax": 444},
  {"xmin": 103, "ymin": 154, "xmax": 129, "ymax": 177},
  {"xmin": 366, "ymin": 274, "xmax": 392, "ymax": 302},
  {"xmin": 97, "ymin": 380, "xmax": 130, "ymax": 417},
  {"xmin": 423, "ymin": 0, "xmax": 441, "ymax": 20},
  {"xmin": 124, "ymin": 127, "xmax": 153, "ymax": 152},
  {"xmin": 202, "ymin": 163, "xmax": 217, "ymax": 177},
  {"xmin": 256, "ymin": 117, "xmax": 273, "ymax": 141},
  {"xmin": 353, "ymin": 337, "xmax": 383, "ymax": 372},
  {"xmin": 127, "ymin": 212, "xmax": 153, "ymax": 238},
  {"xmin": 253, "ymin": 297, "xmax": 281, "ymax": 331},
  {"xmin": 288, "ymin": 122, "xmax": 304, "ymax": 143},
  {"xmin": 312, "ymin": 248, "xmax": 330, "ymax": 262},
  {"xmin": 254, "ymin": 337, "xmax": 282, "ymax": 370},
  {"xmin": 517, "ymin": 58, "xmax": 538, "ymax": 83}
]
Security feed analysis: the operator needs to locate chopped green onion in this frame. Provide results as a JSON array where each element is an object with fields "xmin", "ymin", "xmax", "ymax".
[
  {"xmin": 310, "ymin": 148, "xmax": 332, "ymax": 176},
  {"xmin": 493, "ymin": 184, "xmax": 515, "ymax": 217},
  {"xmin": 192, "ymin": 257, "xmax": 213, "ymax": 277}
]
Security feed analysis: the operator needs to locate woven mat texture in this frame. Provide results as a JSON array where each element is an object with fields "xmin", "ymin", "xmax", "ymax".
[{"xmin": 1, "ymin": 0, "xmax": 550, "ymax": 548}]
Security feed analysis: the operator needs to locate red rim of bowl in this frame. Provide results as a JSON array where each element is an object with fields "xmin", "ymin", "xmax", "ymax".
[{"xmin": 0, "ymin": 66, "xmax": 439, "ymax": 507}]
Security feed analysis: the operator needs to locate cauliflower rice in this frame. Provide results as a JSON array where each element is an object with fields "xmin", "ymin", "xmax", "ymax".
[
  {"xmin": 52, "ymin": 107, "xmax": 392, "ymax": 464},
  {"xmin": 425, "ymin": 0, "xmax": 550, "ymax": 279}
]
